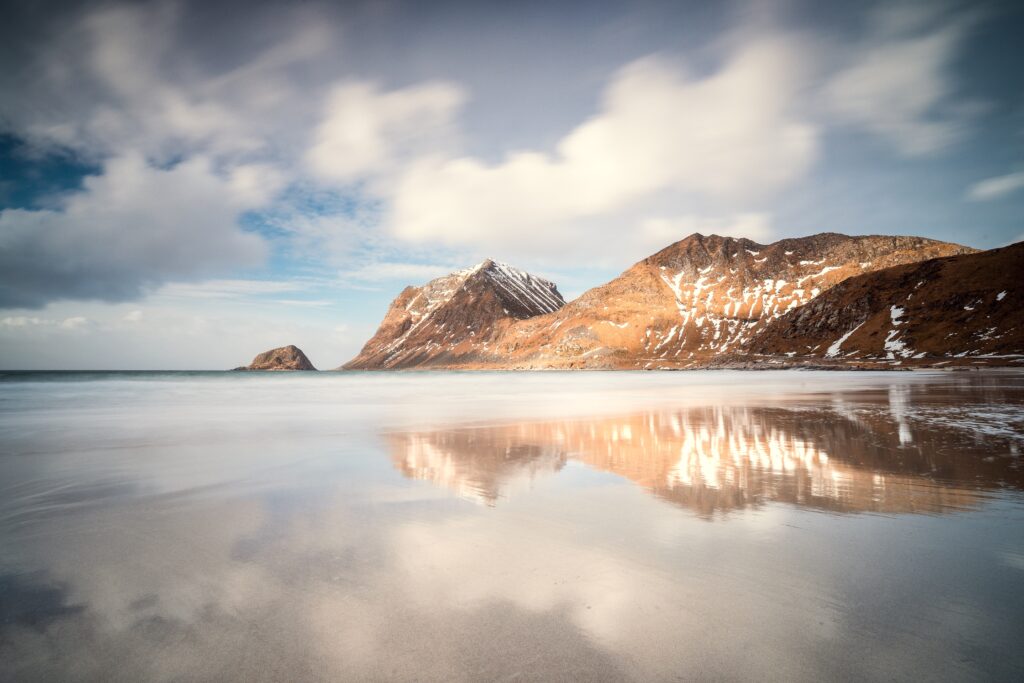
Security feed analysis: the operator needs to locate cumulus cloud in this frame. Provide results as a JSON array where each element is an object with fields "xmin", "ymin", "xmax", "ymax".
[
  {"xmin": 3, "ymin": 1, "xmax": 334, "ymax": 163},
  {"xmin": 0, "ymin": 1, "xmax": 339, "ymax": 308},
  {"xmin": 0, "ymin": 154, "xmax": 275, "ymax": 308},
  {"xmin": 965, "ymin": 171, "xmax": 1024, "ymax": 201},
  {"xmin": 306, "ymin": 81, "xmax": 466, "ymax": 182},
  {"xmin": 385, "ymin": 39, "xmax": 817, "ymax": 254},
  {"xmin": 823, "ymin": 3, "xmax": 981, "ymax": 156},
  {"xmin": 0, "ymin": 0, "xmax": 1004, "ymax": 328}
]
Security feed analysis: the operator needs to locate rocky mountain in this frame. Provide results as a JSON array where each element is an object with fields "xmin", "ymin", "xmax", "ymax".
[
  {"xmin": 234, "ymin": 345, "xmax": 316, "ymax": 371},
  {"xmin": 344, "ymin": 233, "xmax": 977, "ymax": 370},
  {"xmin": 752, "ymin": 241, "xmax": 1024, "ymax": 363},
  {"xmin": 342, "ymin": 259, "xmax": 564, "ymax": 369},
  {"xmin": 481, "ymin": 233, "xmax": 974, "ymax": 369}
]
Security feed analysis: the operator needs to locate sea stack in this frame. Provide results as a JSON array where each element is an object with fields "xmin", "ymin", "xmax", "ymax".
[{"xmin": 234, "ymin": 345, "xmax": 317, "ymax": 371}]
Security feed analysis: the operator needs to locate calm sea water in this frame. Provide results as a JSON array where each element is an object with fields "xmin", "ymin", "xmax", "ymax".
[{"xmin": 1, "ymin": 370, "xmax": 1022, "ymax": 681}]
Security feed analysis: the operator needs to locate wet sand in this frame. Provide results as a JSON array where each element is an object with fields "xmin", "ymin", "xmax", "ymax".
[{"xmin": 1, "ymin": 370, "xmax": 1022, "ymax": 680}]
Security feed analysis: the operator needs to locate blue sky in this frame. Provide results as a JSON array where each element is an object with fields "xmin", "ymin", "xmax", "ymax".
[{"xmin": 1, "ymin": 0, "xmax": 1022, "ymax": 369}]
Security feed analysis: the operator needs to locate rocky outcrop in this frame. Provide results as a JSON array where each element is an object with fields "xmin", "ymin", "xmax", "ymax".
[
  {"xmin": 344, "ymin": 233, "xmax": 975, "ymax": 369},
  {"xmin": 342, "ymin": 259, "xmax": 564, "ymax": 369},
  {"xmin": 234, "ymin": 345, "xmax": 316, "ymax": 371},
  {"xmin": 751, "ymin": 241, "xmax": 1024, "ymax": 361}
]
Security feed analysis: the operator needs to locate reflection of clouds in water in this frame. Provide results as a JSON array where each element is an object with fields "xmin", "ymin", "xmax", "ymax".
[
  {"xmin": 5, "ymin": 498, "xmax": 273, "ymax": 626},
  {"xmin": 387, "ymin": 500, "xmax": 839, "ymax": 681},
  {"xmin": 0, "ymin": 484, "xmax": 633, "ymax": 680},
  {"xmin": 0, "ymin": 572, "xmax": 84, "ymax": 632},
  {"xmin": 2, "ymin": 372, "xmax": 1024, "ymax": 680},
  {"xmin": 3, "ymin": 461, "xmax": 1023, "ymax": 680},
  {"xmin": 0, "ymin": 498, "xmax": 288, "ymax": 680}
]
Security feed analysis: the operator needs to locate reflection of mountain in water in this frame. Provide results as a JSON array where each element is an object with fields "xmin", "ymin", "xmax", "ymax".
[
  {"xmin": 391, "ymin": 431, "xmax": 567, "ymax": 505},
  {"xmin": 389, "ymin": 398, "xmax": 1023, "ymax": 516}
]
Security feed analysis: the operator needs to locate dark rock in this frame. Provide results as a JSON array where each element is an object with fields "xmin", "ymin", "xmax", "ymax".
[{"xmin": 234, "ymin": 345, "xmax": 316, "ymax": 371}]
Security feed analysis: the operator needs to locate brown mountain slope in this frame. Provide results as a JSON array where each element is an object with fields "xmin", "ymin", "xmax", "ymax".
[
  {"xmin": 343, "ymin": 259, "xmax": 564, "ymax": 369},
  {"xmin": 751, "ymin": 241, "xmax": 1024, "ymax": 361},
  {"xmin": 344, "ymin": 232, "xmax": 974, "ymax": 370},
  {"xmin": 234, "ymin": 345, "xmax": 316, "ymax": 371},
  {"xmin": 482, "ymin": 233, "xmax": 973, "ymax": 368}
]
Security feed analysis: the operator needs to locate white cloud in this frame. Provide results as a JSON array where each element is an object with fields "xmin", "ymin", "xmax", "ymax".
[
  {"xmin": 0, "ymin": 295, "xmax": 365, "ymax": 370},
  {"xmin": 0, "ymin": 2, "xmax": 334, "ymax": 309},
  {"xmin": 966, "ymin": 171, "xmax": 1024, "ymax": 201},
  {"xmin": 383, "ymin": 38, "xmax": 817, "ymax": 255},
  {"xmin": 0, "ymin": 0, "xmax": 1005, "ymax": 349},
  {"xmin": 1, "ymin": 315, "xmax": 90, "ymax": 329},
  {"xmin": 272, "ymin": 210, "xmax": 374, "ymax": 263},
  {"xmin": 0, "ymin": 154, "xmax": 273, "ymax": 307},
  {"xmin": 7, "ymin": 2, "xmax": 334, "ymax": 164},
  {"xmin": 228, "ymin": 164, "xmax": 289, "ymax": 206},
  {"xmin": 306, "ymin": 81, "xmax": 466, "ymax": 182},
  {"xmin": 60, "ymin": 316, "xmax": 89, "ymax": 329},
  {"xmin": 1, "ymin": 316, "xmax": 47, "ymax": 327},
  {"xmin": 823, "ymin": 3, "xmax": 980, "ymax": 156},
  {"xmin": 338, "ymin": 261, "xmax": 465, "ymax": 283},
  {"xmin": 157, "ymin": 279, "xmax": 308, "ymax": 299}
]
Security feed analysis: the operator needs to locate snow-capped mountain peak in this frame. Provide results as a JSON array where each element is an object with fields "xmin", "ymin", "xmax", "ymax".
[{"xmin": 342, "ymin": 260, "xmax": 565, "ymax": 369}]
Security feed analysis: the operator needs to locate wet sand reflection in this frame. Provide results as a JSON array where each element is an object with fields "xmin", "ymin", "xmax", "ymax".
[{"xmin": 390, "ymin": 400, "xmax": 1023, "ymax": 515}]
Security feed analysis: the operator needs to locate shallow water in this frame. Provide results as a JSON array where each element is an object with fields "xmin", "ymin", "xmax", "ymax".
[{"xmin": 1, "ymin": 370, "xmax": 1023, "ymax": 681}]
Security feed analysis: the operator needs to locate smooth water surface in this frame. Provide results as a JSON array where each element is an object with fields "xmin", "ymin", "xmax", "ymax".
[{"xmin": 1, "ymin": 370, "xmax": 1023, "ymax": 681}]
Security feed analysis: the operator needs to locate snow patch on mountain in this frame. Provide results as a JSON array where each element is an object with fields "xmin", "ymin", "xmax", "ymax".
[
  {"xmin": 826, "ymin": 321, "xmax": 865, "ymax": 358},
  {"xmin": 479, "ymin": 260, "xmax": 563, "ymax": 314}
]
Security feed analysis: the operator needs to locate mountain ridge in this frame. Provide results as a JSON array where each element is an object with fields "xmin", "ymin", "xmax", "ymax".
[{"xmin": 340, "ymin": 232, "xmax": 1021, "ymax": 370}]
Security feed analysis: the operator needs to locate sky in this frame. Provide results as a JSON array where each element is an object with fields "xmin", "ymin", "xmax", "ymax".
[{"xmin": 1, "ymin": 0, "xmax": 1022, "ymax": 369}]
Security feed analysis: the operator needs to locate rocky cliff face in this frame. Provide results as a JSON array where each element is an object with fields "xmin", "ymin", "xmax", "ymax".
[
  {"xmin": 345, "ymin": 233, "xmax": 975, "ymax": 370},
  {"xmin": 235, "ymin": 345, "xmax": 316, "ymax": 371},
  {"xmin": 342, "ymin": 259, "xmax": 564, "ymax": 369},
  {"xmin": 751, "ymin": 241, "xmax": 1024, "ymax": 362}
]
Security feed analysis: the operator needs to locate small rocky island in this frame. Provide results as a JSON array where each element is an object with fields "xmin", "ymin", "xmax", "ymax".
[{"xmin": 233, "ymin": 345, "xmax": 316, "ymax": 371}]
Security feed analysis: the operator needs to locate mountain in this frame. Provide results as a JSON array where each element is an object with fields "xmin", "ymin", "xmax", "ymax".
[
  {"xmin": 342, "ymin": 259, "xmax": 565, "ymax": 369},
  {"xmin": 344, "ymin": 233, "xmax": 976, "ymax": 370},
  {"xmin": 480, "ymin": 233, "xmax": 974, "ymax": 369},
  {"xmin": 234, "ymin": 345, "xmax": 317, "ymax": 371},
  {"xmin": 751, "ymin": 241, "xmax": 1024, "ymax": 362}
]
